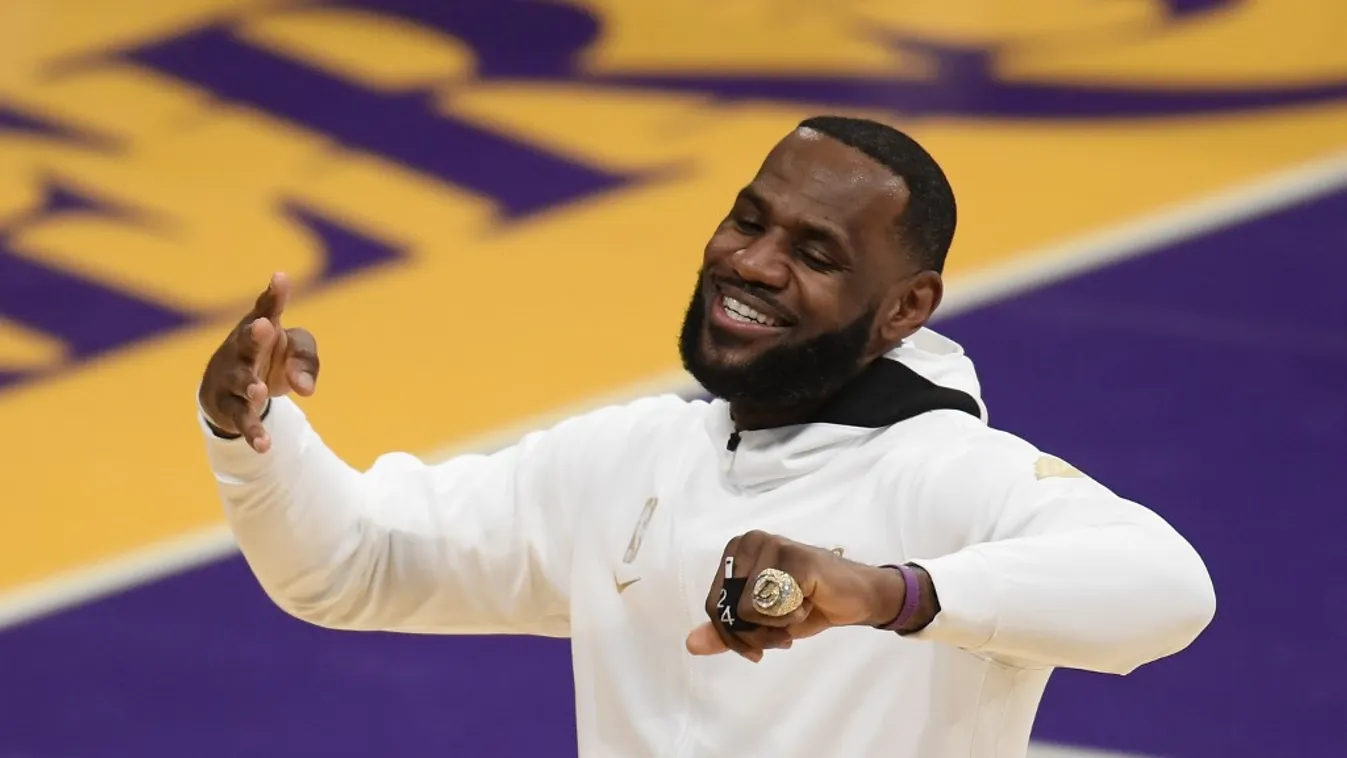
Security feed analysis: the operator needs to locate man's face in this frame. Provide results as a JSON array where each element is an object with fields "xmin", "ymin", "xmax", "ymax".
[{"xmin": 679, "ymin": 128, "xmax": 921, "ymax": 412}]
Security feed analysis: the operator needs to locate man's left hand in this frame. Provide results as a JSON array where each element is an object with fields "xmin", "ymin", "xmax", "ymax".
[{"xmin": 686, "ymin": 530, "xmax": 909, "ymax": 662}]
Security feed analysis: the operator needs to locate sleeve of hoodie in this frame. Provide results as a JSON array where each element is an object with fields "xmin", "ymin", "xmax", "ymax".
[
  {"xmin": 892, "ymin": 428, "xmax": 1216, "ymax": 675},
  {"xmin": 199, "ymin": 393, "xmax": 677, "ymax": 638}
]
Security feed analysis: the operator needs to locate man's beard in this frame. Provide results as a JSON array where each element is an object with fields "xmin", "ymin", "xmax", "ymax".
[{"xmin": 678, "ymin": 280, "xmax": 876, "ymax": 412}]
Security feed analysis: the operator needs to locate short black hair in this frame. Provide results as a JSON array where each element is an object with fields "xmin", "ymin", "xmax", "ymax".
[{"xmin": 798, "ymin": 115, "xmax": 957, "ymax": 273}]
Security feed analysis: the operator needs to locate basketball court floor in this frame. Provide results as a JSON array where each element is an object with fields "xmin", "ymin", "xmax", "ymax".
[{"xmin": 2, "ymin": 1, "xmax": 1345, "ymax": 756}]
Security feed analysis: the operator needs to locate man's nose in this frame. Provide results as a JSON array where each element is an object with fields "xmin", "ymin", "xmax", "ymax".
[{"xmin": 728, "ymin": 232, "xmax": 790, "ymax": 291}]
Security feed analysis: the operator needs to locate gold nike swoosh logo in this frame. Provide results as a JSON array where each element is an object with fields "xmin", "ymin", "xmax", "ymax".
[{"xmin": 615, "ymin": 575, "xmax": 641, "ymax": 594}]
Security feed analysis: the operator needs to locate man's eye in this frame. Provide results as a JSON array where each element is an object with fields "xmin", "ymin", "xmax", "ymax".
[
  {"xmin": 798, "ymin": 247, "xmax": 836, "ymax": 271},
  {"xmin": 733, "ymin": 217, "xmax": 764, "ymax": 235}
]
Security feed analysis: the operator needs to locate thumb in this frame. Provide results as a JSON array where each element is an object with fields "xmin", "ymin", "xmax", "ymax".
[{"xmin": 685, "ymin": 622, "xmax": 729, "ymax": 656}]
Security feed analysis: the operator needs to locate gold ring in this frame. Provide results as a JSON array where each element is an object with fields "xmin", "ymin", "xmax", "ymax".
[{"xmin": 751, "ymin": 568, "xmax": 804, "ymax": 617}]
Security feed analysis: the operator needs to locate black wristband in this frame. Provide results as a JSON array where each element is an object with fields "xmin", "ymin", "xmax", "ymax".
[{"xmin": 204, "ymin": 398, "xmax": 272, "ymax": 440}]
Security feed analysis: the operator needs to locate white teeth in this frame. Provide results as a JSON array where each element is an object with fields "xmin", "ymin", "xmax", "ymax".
[{"xmin": 722, "ymin": 295, "xmax": 779, "ymax": 326}]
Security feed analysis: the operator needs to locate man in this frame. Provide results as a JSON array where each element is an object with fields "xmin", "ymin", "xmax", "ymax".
[{"xmin": 197, "ymin": 115, "xmax": 1215, "ymax": 757}]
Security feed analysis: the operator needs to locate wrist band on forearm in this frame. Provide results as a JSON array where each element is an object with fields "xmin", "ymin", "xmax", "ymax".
[{"xmin": 877, "ymin": 563, "xmax": 922, "ymax": 632}]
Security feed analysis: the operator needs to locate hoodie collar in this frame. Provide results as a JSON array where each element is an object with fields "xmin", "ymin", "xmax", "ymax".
[{"xmin": 703, "ymin": 327, "xmax": 987, "ymax": 493}]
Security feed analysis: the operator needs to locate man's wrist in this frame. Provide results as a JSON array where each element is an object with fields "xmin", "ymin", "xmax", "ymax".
[
  {"xmin": 868, "ymin": 563, "xmax": 939, "ymax": 635},
  {"xmin": 199, "ymin": 397, "xmax": 272, "ymax": 440},
  {"xmin": 862, "ymin": 564, "xmax": 907, "ymax": 627}
]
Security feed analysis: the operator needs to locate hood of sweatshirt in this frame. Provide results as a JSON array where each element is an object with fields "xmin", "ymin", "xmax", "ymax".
[{"xmin": 702, "ymin": 327, "xmax": 987, "ymax": 493}]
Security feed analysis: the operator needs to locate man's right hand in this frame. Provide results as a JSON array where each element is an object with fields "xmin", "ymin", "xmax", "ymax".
[{"xmin": 198, "ymin": 272, "xmax": 319, "ymax": 454}]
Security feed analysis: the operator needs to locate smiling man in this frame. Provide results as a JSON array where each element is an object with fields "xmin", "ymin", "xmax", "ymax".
[{"xmin": 196, "ymin": 115, "xmax": 1215, "ymax": 757}]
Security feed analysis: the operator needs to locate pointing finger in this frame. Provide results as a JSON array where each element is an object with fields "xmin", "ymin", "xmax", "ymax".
[{"xmin": 244, "ymin": 272, "xmax": 292, "ymax": 323}]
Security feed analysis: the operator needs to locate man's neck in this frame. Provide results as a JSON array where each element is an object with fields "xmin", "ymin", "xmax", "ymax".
[
  {"xmin": 728, "ymin": 398, "xmax": 827, "ymax": 431},
  {"xmin": 720, "ymin": 349, "xmax": 908, "ymax": 431}
]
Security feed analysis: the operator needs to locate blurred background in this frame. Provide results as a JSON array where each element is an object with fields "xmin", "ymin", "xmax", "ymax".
[{"xmin": 1, "ymin": 1, "xmax": 1345, "ymax": 756}]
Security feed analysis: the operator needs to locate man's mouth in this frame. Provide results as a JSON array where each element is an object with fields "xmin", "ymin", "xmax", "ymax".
[
  {"xmin": 721, "ymin": 294, "xmax": 783, "ymax": 327},
  {"xmin": 707, "ymin": 280, "xmax": 795, "ymax": 338}
]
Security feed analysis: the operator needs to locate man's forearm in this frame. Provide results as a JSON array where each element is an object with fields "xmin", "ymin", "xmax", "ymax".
[{"xmin": 903, "ymin": 521, "xmax": 1215, "ymax": 674}]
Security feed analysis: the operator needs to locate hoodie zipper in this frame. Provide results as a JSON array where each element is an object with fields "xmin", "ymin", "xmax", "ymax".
[{"xmin": 721, "ymin": 431, "xmax": 742, "ymax": 488}]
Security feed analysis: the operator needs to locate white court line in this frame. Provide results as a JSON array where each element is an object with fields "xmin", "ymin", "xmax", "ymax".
[
  {"xmin": 1029, "ymin": 743, "xmax": 1157, "ymax": 758},
  {"xmin": 3, "ymin": 147, "xmax": 1347, "ymax": 635}
]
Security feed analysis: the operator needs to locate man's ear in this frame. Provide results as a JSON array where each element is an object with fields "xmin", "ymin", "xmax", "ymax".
[{"xmin": 875, "ymin": 270, "xmax": 943, "ymax": 348}]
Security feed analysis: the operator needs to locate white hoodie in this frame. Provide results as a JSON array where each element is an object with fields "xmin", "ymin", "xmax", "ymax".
[{"xmin": 200, "ymin": 327, "xmax": 1215, "ymax": 758}]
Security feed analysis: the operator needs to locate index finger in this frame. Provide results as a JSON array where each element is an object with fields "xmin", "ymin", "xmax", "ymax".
[{"xmin": 242, "ymin": 272, "xmax": 292, "ymax": 324}]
